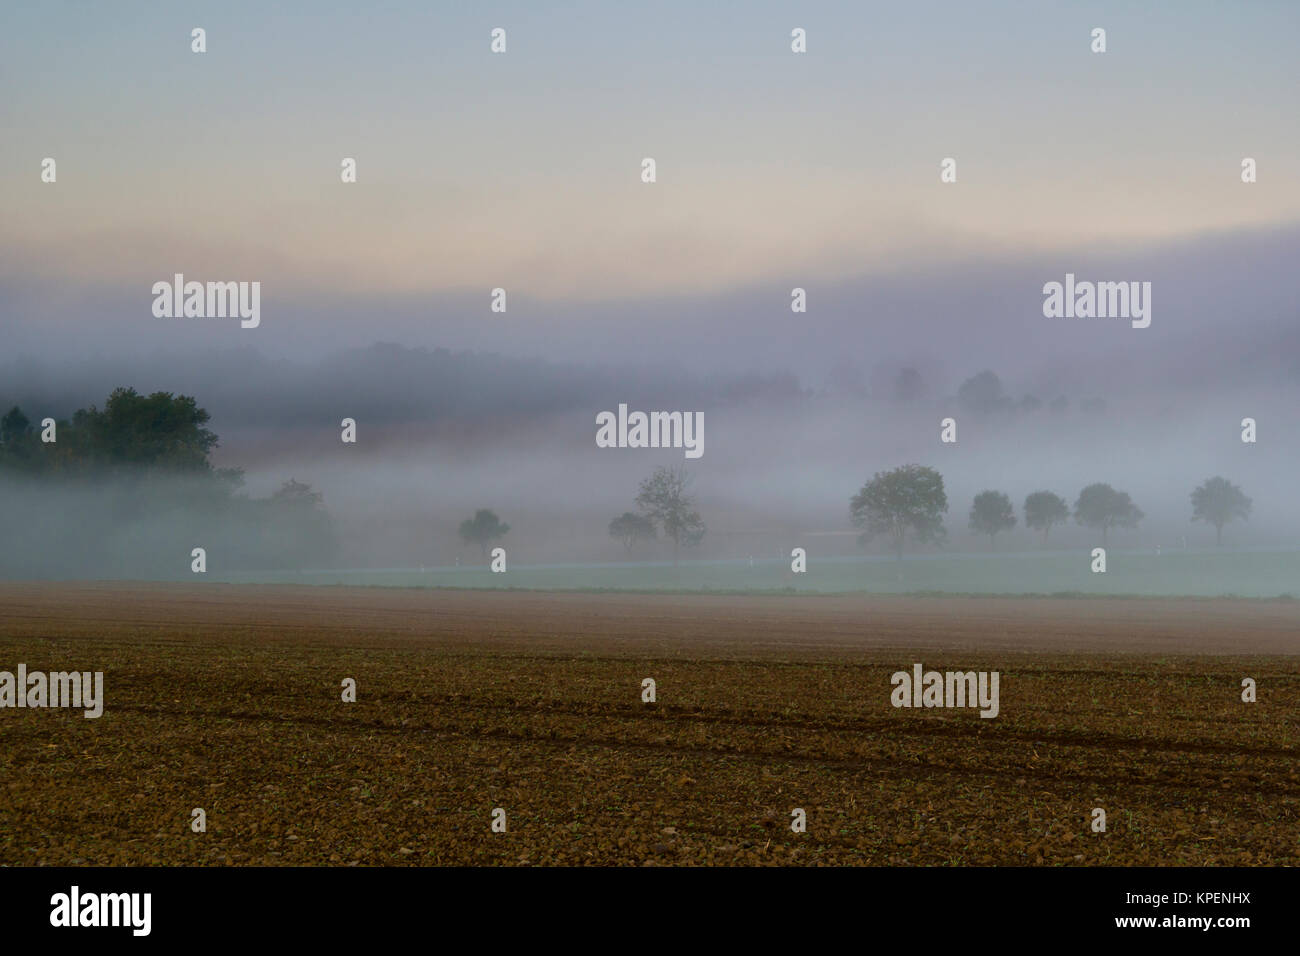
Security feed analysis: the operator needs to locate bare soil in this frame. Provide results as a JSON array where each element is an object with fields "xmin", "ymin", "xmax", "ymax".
[{"xmin": 1, "ymin": 583, "xmax": 1297, "ymax": 865}]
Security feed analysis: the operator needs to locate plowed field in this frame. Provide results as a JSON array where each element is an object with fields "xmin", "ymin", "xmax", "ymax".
[{"xmin": 2, "ymin": 584, "xmax": 1297, "ymax": 865}]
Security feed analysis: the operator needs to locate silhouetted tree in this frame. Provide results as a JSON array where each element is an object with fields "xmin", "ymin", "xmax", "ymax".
[
  {"xmin": 1191, "ymin": 476, "xmax": 1251, "ymax": 546},
  {"xmin": 635, "ymin": 466, "xmax": 705, "ymax": 567},
  {"xmin": 969, "ymin": 490, "xmax": 1016, "ymax": 549},
  {"xmin": 1023, "ymin": 491, "xmax": 1069, "ymax": 542},
  {"xmin": 459, "ymin": 509, "xmax": 510, "ymax": 560},
  {"xmin": 1074, "ymin": 483, "xmax": 1143, "ymax": 547},
  {"xmin": 850, "ymin": 464, "xmax": 948, "ymax": 560}
]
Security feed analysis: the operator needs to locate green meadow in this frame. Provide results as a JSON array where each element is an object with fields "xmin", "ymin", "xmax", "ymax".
[{"xmin": 217, "ymin": 548, "xmax": 1300, "ymax": 599}]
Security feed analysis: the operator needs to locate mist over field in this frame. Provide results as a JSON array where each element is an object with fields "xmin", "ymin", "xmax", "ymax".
[
  {"xmin": 2, "ymin": 1, "xmax": 1297, "ymax": 591},
  {"xmin": 3, "ymin": 231, "xmax": 1297, "ymax": 587}
]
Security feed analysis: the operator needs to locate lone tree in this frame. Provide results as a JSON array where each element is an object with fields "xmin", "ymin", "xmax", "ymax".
[
  {"xmin": 264, "ymin": 479, "xmax": 336, "ymax": 568},
  {"xmin": 1073, "ymin": 483, "xmax": 1143, "ymax": 547},
  {"xmin": 608, "ymin": 511, "xmax": 657, "ymax": 552},
  {"xmin": 634, "ymin": 466, "xmax": 705, "ymax": 567},
  {"xmin": 459, "ymin": 508, "xmax": 510, "ymax": 559},
  {"xmin": 1191, "ymin": 476, "xmax": 1251, "ymax": 546},
  {"xmin": 850, "ymin": 464, "xmax": 948, "ymax": 560},
  {"xmin": 1023, "ymin": 490, "xmax": 1069, "ymax": 542},
  {"xmin": 969, "ymin": 490, "xmax": 1016, "ymax": 549}
]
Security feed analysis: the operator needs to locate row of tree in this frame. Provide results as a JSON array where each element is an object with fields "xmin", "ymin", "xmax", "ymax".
[
  {"xmin": 853, "ymin": 465, "xmax": 1252, "ymax": 557},
  {"xmin": 968, "ymin": 486, "xmax": 1142, "ymax": 549},
  {"xmin": 952, "ymin": 369, "xmax": 1103, "ymax": 416},
  {"xmin": 600, "ymin": 464, "xmax": 1254, "ymax": 566},
  {"xmin": 830, "ymin": 365, "xmax": 1104, "ymax": 415},
  {"xmin": 1, "ymin": 391, "xmax": 1258, "ymax": 574}
]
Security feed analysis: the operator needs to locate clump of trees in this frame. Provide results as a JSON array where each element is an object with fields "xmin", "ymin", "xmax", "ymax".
[
  {"xmin": 0, "ymin": 389, "xmax": 229, "ymax": 479},
  {"xmin": 945, "ymin": 369, "xmax": 1102, "ymax": 422},
  {"xmin": 850, "ymin": 464, "xmax": 948, "ymax": 560},
  {"xmin": 0, "ymin": 388, "xmax": 334, "ymax": 575},
  {"xmin": 609, "ymin": 466, "xmax": 705, "ymax": 566}
]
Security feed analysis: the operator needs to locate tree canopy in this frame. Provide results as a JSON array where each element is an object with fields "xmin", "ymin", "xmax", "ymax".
[
  {"xmin": 1074, "ymin": 483, "xmax": 1143, "ymax": 546},
  {"xmin": 969, "ymin": 490, "xmax": 1016, "ymax": 548},
  {"xmin": 459, "ymin": 508, "xmax": 510, "ymax": 558},
  {"xmin": 634, "ymin": 466, "xmax": 705, "ymax": 566},
  {"xmin": 850, "ymin": 464, "xmax": 948, "ymax": 559},
  {"xmin": 1023, "ymin": 491, "xmax": 1069, "ymax": 541},
  {"xmin": 1190, "ymin": 477, "xmax": 1251, "ymax": 546},
  {"xmin": 0, "ymin": 389, "xmax": 235, "ymax": 483}
]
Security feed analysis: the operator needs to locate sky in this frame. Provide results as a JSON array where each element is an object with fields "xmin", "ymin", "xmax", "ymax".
[{"xmin": 2, "ymin": 1, "xmax": 1298, "ymax": 312}]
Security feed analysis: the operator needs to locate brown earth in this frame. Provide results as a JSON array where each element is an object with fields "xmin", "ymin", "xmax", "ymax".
[{"xmin": 1, "ymin": 583, "xmax": 1297, "ymax": 866}]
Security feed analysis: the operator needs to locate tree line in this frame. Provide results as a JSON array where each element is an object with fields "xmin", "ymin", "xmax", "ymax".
[
  {"xmin": 605, "ymin": 464, "xmax": 1253, "ymax": 566},
  {"xmin": 0, "ymin": 389, "xmax": 1258, "ymax": 575},
  {"xmin": 853, "ymin": 465, "xmax": 1252, "ymax": 558},
  {"xmin": 599, "ymin": 464, "xmax": 1254, "ymax": 564}
]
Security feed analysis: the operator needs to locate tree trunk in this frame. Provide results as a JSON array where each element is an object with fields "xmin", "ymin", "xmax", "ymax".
[{"xmin": 1216, "ymin": 523, "xmax": 1223, "ymax": 547}]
